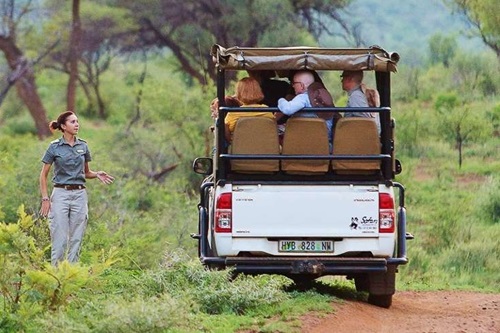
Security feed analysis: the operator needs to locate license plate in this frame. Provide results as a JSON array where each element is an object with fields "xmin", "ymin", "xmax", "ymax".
[{"xmin": 278, "ymin": 240, "xmax": 334, "ymax": 253}]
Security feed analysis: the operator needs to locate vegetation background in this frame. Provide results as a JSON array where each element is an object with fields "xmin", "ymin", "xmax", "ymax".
[{"xmin": 0, "ymin": 0, "xmax": 498, "ymax": 332}]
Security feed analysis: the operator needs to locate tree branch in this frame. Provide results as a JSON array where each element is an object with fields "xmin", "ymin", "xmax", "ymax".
[{"xmin": 139, "ymin": 18, "xmax": 206, "ymax": 85}]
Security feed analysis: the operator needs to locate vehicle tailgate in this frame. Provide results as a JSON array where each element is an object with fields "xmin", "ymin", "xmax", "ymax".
[{"xmin": 231, "ymin": 185, "xmax": 379, "ymax": 237}]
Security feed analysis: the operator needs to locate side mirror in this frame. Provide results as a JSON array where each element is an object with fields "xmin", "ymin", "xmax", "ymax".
[
  {"xmin": 193, "ymin": 157, "xmax": 213, "ymax": 175},
  {"xmin": 395, "ymin": 159, "xmax": 402, "ymax": 175}
]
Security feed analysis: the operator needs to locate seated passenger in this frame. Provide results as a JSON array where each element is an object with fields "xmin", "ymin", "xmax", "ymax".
[
  {"xmin": 210, "ymin": 95, "xmax": 241, "ymax": 120},
  {"xmin": 247, "ymin": 70, "xmax": 293, "ymax": 108},
  {"xmin": 224, "ymin": 77, "xmax": 275, "ymax": 142},
  {"xmin": 340, "ymin": 70, "xmax": 381, "ymax": 133},
  {"xmin": 277, "ymin": 70, "xmax": 334, "ymax": 141}
]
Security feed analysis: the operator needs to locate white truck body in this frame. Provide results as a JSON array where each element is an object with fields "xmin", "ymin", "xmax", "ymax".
[{"xmin": 193, "ymin": 45, "xmax": 409, "ymax": 308}]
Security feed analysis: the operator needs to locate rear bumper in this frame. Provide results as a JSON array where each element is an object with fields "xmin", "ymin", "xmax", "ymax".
[{"xmin": 201, "ymin": 255, "xmax": 407, "ymax": 275}]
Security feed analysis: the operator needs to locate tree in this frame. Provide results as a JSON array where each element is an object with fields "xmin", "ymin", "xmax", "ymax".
[
  {"xmin": 434, "ymin": 93, "xmax": 487, "ymax": 168},
  {"xmin": 115, "ymin": 0, "xmax": 354, "ymax": 85},
  {"xmin": 67, "ymin": 0, "xmax": 81, "ymax": 112},
  {"xmin": 43, "ymin": 1, "xmax": 137, "ymax": 118},
  {"xmin": 0, "ymin": 1, "xmax": 51, "ymax": 139},
  {"xmin": 428, "ymin": 33, "xmax": 457, "ymax": 67},
  {"xmin": 448, "ymin": 0, "xmax": 500, "ymax": 59}
]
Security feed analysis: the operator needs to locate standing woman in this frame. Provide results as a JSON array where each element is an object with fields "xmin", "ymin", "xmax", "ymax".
[{"xmin": 39, "ymin": 111, "xmax": 114, "ymax": 265}]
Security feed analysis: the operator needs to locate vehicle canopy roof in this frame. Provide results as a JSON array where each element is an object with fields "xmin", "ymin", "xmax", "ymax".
[{"xmin": 211, "ymin": 44, "xmax": 399, "ymax": 73}]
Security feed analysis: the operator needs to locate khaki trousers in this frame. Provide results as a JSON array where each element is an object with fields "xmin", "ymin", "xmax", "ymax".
[{"xmin": 48, "ymin": 188, "xmax": 88, "ymax": 265}]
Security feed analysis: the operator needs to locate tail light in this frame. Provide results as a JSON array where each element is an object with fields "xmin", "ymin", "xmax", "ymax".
[
  {"xmin": 215, "ymin": 193, "xmax": 232, "ymax": 233},
  {"xmin": 379, "ymin": 193, "xmax": 395, "ymax": 233}
]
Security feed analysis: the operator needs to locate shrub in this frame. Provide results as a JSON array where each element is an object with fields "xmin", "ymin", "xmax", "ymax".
[
  {"xmin": 0, "ymin": 207, "xmax": 119, "ymax": 331},
  {"xmin": 80, "ymin": 294, "xmax": 194, "ymax": 333},
  {"xmin": 476, "ymin": 177, "xmax": 500, "ymax": 224},
  {"xmin": 139, "ymin": 250, "xmax": 289, "ymax": 315}
]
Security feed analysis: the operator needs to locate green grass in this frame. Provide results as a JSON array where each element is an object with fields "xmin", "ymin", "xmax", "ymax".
[{"xmin": 395, "ymin": 137, "xmax": 500, "ymax": 292}]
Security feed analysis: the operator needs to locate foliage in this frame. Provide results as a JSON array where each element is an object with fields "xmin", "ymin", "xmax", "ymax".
[
  {"xmin": 0, "ymin": 207, "xmax": 118, "ymax": 331},
  {"xmin": 0, "ymin": 134, "xmax": 45, "ymax": 222},
  {"xmin": 434, "ymin": 93, "xmax": 490, "ymax": 168},
  {"xmin": 450, "ymin": 51, "xmax": 499, "ymax": 98},
  {"xmin": 111, "ymin": 0, "xmax": 353, "ymax": 84},
  {"xmin": 477, "ymin": 177, "xmax": 500, "ymax": 223},
  {"xmin": 393, "ymin": 102, "xmax": 430, "ymax": 157},
  {"xmin": 428, "ymin": 33, "xmax": 458, "ymax": 67},
  {"xmin": 140, "ymin": 251, "xmax": 289, "ymax": 315},
  {"xmin": 0, "ymin": 204, "xmax": 340, "ymax": 333},
  {"xmin": 39, "ymin": 1, "xmax": 139, "ymax": 118},
  {"xmin": 447, "ymin": 0, "xmax": 500, "ymax": 57},
  {"xmin": 487, "ymin": 103, "xmax": 500, "ymax": 135},
  {"xmin": 399, "ymin": 169, "xmax": 500, "ymax": 291}
]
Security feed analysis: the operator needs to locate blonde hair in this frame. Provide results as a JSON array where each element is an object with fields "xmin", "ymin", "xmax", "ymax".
[{"xmin": 236, "ymin": 77, "xmax": 264, "ymax": 105}]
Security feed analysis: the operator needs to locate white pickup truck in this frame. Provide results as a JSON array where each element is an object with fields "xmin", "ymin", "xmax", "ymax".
[{"xmin": 193, "ymin": 45, "xmax": 410, "ymax": 308}]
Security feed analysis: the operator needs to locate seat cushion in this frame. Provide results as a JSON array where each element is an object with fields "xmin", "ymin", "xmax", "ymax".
[
  {"xmin": 281, "ymin": 118, "xmax": 330, "ymax": 174},
  {"xmin": 332, "ymin": 117, "xmax": 381, "ymax": 174},
  {"xmin": 230, "ymin": 117, "xmax": 280, "ymax": 173}
]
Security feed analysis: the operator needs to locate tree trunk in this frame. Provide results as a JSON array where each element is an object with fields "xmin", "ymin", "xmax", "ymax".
[
  {"xmin": 77, "ymin": 76, "xmax": 94, "ymax": 114},
  {"xmin": 89, "ymin": 61, "xmax": 106, "ymax": 119},
  {"xmin": 457, "ymin": 137, "xmax": 463, "ymax": 169},
  {"xmin": 95, "ymin": 83, "xmax": 106, "ymax": 119},
  {"xmin": 0, "ymin": 36, "xmax": 51, "ymax": 139},
  {"xmin": 67, "ymin": 0, "xmax": 81, "ymax": 112}
]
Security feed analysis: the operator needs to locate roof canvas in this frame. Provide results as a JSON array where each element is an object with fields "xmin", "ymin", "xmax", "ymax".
[{"xmin": 211, "ymin": 44, "xmax": 399, "ymax": 72}]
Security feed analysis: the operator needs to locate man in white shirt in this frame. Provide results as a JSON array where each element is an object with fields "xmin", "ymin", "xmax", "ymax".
[{"xmin": 278, "ymin": 70, "xmax": 333, "ymax": 139}]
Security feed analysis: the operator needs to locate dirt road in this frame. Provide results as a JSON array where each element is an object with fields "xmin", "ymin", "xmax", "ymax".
[{"xmin": 303, "ymin": 291, "xmax": 500, "ymax": 333}]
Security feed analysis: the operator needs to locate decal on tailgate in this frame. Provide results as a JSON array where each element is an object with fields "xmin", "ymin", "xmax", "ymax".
[{"xmin": 350, "ymin": 216, "xmax": 378, "ymax": 233}]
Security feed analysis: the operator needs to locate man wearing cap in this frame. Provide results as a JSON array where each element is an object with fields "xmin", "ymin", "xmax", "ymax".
[{"xmin": 341, "ymin": 70, "xmax": 381, "ymax": 133}]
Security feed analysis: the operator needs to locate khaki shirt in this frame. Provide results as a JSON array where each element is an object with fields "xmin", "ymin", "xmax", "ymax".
[{"xmin": 42, "ymin": 137, "xmax": 92, "ymax": 185}]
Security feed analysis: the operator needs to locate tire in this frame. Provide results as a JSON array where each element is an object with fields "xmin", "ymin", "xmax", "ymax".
[
  {"xmin": 354, "ymin": 275, "xmax": 370, "ymax": 292},
  {"xmin": 365, "ymin": 265, "xmax": 396, "ymax": 308},
  {"xmin": 368, "ymin": 294, "xmax": 392, "ymax": 308},
  {"xmin": 290, "ymin": 276, "xmax": 316, "ymax": 289},
  {"xmin": 206, "ymin": 262, "xmax": 225, "ymax": 271}
]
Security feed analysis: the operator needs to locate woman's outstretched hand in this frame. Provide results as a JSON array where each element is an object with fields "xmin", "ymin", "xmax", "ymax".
[{"xmin": 96, "ymin": 171, "xmax": 115, "ymax": 185}]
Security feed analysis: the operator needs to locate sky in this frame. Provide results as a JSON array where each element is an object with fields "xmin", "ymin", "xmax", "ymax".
[{"xmin": 321, "ymin": 0, "xmax": 487, "ymax": 65}]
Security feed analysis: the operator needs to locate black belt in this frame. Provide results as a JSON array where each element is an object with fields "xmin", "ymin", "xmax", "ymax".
[{"xmin": 54, "ymin": 184, "xmax": 86, "ymax": 190}]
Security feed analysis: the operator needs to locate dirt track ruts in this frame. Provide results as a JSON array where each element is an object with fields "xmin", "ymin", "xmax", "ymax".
[{"xmin": 302, "ymin": 291, "xmax": 500, "ymax": 333}]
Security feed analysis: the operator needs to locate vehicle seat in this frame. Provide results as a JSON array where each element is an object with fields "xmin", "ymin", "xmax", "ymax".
[
  {"xmin": 332, "ymin": 117, "xmax": 381, "ymax": 174},
  {"xmin": 229, "ymin": 117, "xmax": 280, "ymax": 173},
  {"xmin": 281, "ymin": 118, "xmax": 330, "ymax": 174}
]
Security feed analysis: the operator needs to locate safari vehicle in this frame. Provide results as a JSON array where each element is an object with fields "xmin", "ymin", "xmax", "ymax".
[{"xmin": 192, "ymin": 44, "xmax": 410, "ymax": 308}]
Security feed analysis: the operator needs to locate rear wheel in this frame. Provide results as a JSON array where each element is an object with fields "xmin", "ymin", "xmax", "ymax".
[
  {"xmin": 366, "ymin": 265, "xmax": 397, "ymax": 308},
  {"xmin": 290, "ymin": 276, "xmax": 316, "ymax": 289},
  {"xmin": 354, "ymin": 275, "xmax": 369, "ymax": 292},
  {"xmin": 368, "ymin": 294, "xmax": 392, "ymax": 308},
  {"xmin": 206, "ymin": 262, "xmax": 225, "ymax": 270}
]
